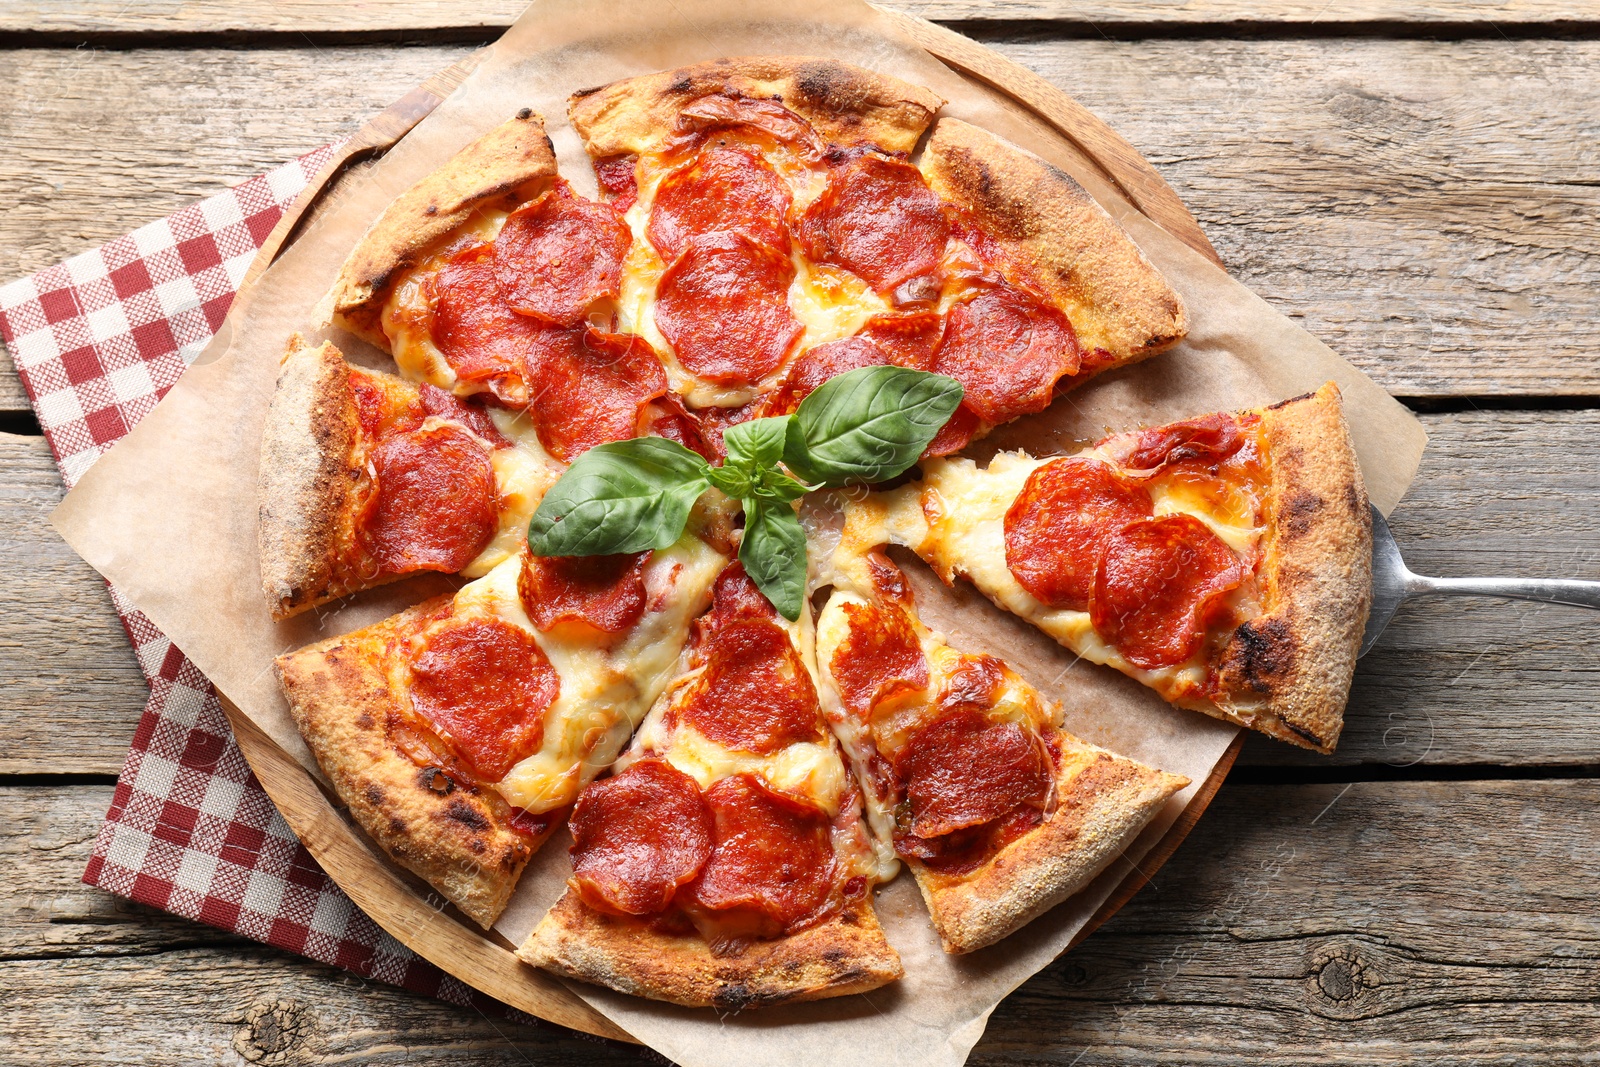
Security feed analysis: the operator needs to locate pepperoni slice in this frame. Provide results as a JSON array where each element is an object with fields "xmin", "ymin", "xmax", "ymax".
[
  {"xmin": 762, "ymin": 312, "xmax": 941, "ymax": 417},
  {"xmin": 594, "ymin": 155, "xmax": 640, "ymax": 213},
  {"xmin": 526, "ymin": 328, "xmax": 668, "ymax": 463},
  {"xmin": 361, "ymin": 424, "xmax": 498, "ymax": 574},
  {"xmin": 936, "ymin": 654, "xmax": 1007, "ymax": 714},
  {"xmin": 1004, "ymin": 457, "xmax": 1154, "ymax": 611},
  {"xmin": 921, "ymin": 401, "xmax": 980, "ymax": 458},
  {"xmin": 519, "ymin": 550, "xmax": 649, "ymax": 635},
  {"xmin": 1119, "ymin": 412, "xmax": 1246, "ymax": 473},
  {"xmin": 675, "ymin": 94, "xmax": 821, "ymax": 152},
  {"xmin": 796, "ymin": 155, "xmax": 949, "ymax": 296},
  {"xmin": 647, "ymin": 146, "xmax": 793, "ymax": 264},
  {"xmin": 683, "ymin": 774, "xmax": 837, "ymax": 934},
  {"xmin": 569, "ymin": 759, "xmax": 713, "ymax": 916},
  {"xmin": 1091, "ymin": 514, "xmax": 1244, "ymax": 669},
  {"xmin": 493, "ymin": 188, "xmax": 631, "ymax": 326},
  {"xmin": 702, "ymin": 562, "xmax": 779, "ymax": 630},
  {"xmin": 640, "ymin": 395, "xmax": 719, "ymax": 463},
  {"xmin": 830, "ymin": 601, "xmax": 928, "ymax": 716},
  {"xmin": 418, "ymin": 383, "xmax": 509, "ymax": 448},
  {"xmin": 932, "ymin": 285, "xmax": 1082, "ymax": 424},
  {"xmin": 654, "ymin": 233, "xmax": 803, "ymax": 385},
  {"xmin": 408, "ymin": 617, "xmax": 559, "ymax": 782},
  {"xmin": 894, "ymin": 707, "xmax": 1051, "ymax": 841},
  {"xmin": 682, "ymin": 618, "xmax": 822, "ymax": 754},
  {"xmin": 428, "ymin": 245, "xmax": 555, "ymax": 405},
  {"xmin": 686, "ymin": 400, "xmax": 759, "ymax": 461}
]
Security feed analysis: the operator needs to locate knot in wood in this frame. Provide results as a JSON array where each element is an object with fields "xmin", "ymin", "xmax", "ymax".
[
  {"xmin": 1307, "ymin": 944, "xmax": 1380, "ymax": 1018},
  {"xmin": 234, "ymin": 998, "xmax": 313, "ymax": 1066}
]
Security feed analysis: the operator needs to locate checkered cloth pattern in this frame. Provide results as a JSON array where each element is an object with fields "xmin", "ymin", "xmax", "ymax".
[{"xmin": 0, "ymin": 145, "xmax": 558, "ymax": 1025}]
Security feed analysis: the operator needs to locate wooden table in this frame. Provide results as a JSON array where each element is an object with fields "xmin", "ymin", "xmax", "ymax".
[{"xmin": 4, "ymin": 2, "xmax": 1599, "ymax": 1062}]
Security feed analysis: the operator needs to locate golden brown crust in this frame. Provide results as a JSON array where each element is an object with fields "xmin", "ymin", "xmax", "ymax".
[
  {"xmin": 569, "ymin": 56, "xmax": 943, "ymax": 158},
  {"xmin": 909, "ymin": 741, "xmax": 1187, "ymax": 954},
  {"xmin": 276, "ymin": 598, "xmax": 542, "ymax": 929},
  {"xmin": 1210, "ymin": 383, "xmax": 1372, "ymax": 753},
  {"xmin": 919, "ymin": 117, "xmax": 1187, "ymax": 368},
  {"xmin": 258, "ymin": 335, "xmax": 362, "ymax": 620},
  {"xmin": 518, "ymin": 889, "xmax": 903, "ymax": 1008},
  {"xmin": 326, "ymin": 111, "xmax": 558, "ymax": 347}
]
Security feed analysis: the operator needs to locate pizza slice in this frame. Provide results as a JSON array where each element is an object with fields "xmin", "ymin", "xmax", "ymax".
[
  {"xmin": 259, "ymin": 335, "xmax": 564, "ymax": 618},
  {"xmin": 275, "ymin": 521, "xmax": 731, "ymax": 928},
  {"xmin": 810, "ymin": 525, "xmax": 1188, "ymax": 955},
  {"xmin": 518, "ymin": 564, "xmax": 903, "ymax": 1007},
  {"xmin": 869, "ymin": 383, "xmax": 1371, "ymax": 753},
  {"xmin": 568, "ymin": 58, "xmax": 1186, "ymax": 454}
]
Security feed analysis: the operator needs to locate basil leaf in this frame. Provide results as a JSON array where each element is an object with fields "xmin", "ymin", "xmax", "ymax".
[
  {"xmin": 722, "ymin": 416, "xmax": 792, "ymax": 470},
  {"xmin": 784, "ymin": 366, "xmax": 964, "ymax": 486},
  {"xmin": 527, "ymin": 438, "xmax": 711, "ymax": 556},
  {"xmin": 739, "ymin": 498, "xmax": 808, "ymax": 621},
  {"xmin": 706, "ymin": 464, "xmax": 755, "ymax": 499},
  {"xmin": 751, "ymin": 468, "xmax": 811, "ymax": 504}
]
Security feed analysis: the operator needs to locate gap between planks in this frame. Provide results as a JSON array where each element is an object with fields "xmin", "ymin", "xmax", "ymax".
[
  {"xmin": 3, "ymin": 1, "xmax": 1600, "ymax": 41},
  {"xmin": 6, "ymin": 38, "xmax": 1600, "ymax": 399},
  {"xmin": 8, "ymin": 779, "xmax": 1600, "ymax": 1064}
]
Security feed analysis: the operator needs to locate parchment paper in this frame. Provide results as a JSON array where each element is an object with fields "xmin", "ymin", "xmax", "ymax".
[{"xmin": 52, "ymin": 2, "xmax": 1427, "ymax": 1065}]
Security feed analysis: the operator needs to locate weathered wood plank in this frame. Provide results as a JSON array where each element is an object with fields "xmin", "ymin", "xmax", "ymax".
[
  {"xmin": 10, "ymin": 780, "xmax": 1599, "ymax": 1063},
  {"xmin": 4, "ymin": 38, "xmax": 1598, "ymax": 409},
  {"xmin": 0, "ymin": 45, "xmax": 474, "ymax": 414},
  {"xmin": 1, "ymin": 0, "xmax": 1595, "ymax": 37},
  {"xmin": 6, "ymin": 409, "xmax": 1600, "ymax": 774},
  {"xmin": 0, "ymin": 432, "xmax": 143, "ymax": 774},
  {"xmin": 983, "ymin": 777, "xmax": 1600, "ymax": 1064},
  {"xmin": 988, "ymin": 35, "xmax": 1600, "ymax": 398}
]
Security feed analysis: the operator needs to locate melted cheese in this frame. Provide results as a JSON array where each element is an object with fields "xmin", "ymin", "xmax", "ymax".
[
  {"xmin": 895, "ymin": 449, "xmax": 1267, "ymax": 700},
  {"xmin": 611, "ymin": 582, "xmax": 872, "ymax": 875},
  {"xmin": 813, "ymin": 569, "xmax": 1064, "ymax": 883},
  {"xmin": 380, "ymin": 209, "xmax": 511, "ymax": 394},
  {"xmin": 424, "ymin": 532, "xmax": 727, "ymax": 813}
]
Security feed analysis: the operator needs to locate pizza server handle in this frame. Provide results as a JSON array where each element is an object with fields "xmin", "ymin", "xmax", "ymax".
[{"xmin": 1361, "ymin": 504, "xmax": 1600, "ymax": 657}]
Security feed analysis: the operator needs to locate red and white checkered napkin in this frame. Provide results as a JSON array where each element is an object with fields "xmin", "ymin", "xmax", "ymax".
[{"xmin": 0, "ymin": 146, "xmax": 559, "ymax": 1025}]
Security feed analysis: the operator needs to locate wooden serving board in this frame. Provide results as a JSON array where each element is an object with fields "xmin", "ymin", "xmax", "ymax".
[{"xmin": 216, "ymin": 8, "xmax": 1244, "ymax": 1044}]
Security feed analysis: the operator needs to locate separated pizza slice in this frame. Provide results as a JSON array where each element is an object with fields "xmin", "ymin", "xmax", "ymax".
[
  {"xmin": 518, "ymin": 563, "xmax": 903, "ymax": 1008},
  {"xmin": 811, "ymin": 528, "xmax": 1189, "ymax": 955},
  {"xmin": 275, "ymin": 520, "xmax": 731, "ymax": 928},
  {"xmin": 872, "ymin": 383, "xmax": 1372, "ymax": 753},
  {"xmin": 259, "ymin": 335, "xmax": 563, "ymax": 618}
]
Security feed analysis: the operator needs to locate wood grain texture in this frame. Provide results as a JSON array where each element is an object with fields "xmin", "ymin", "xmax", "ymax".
[
  {"xmin": 0, "ymin": 44, "xmax": 475, "ymax": 412},
  {"xmin": 12, "ymin": 780, "xmax": 1599, "ymax": 1063},
  {"xmin": 8, "ymin": 409, "xmax": 1600, "ymax": 775},
  {"xmin": 0, "ymin": 0, "xmax": 1595, "ymax": 37},
  {"xmin": 4, "ymin": 37, "xmax": 1598, "ymax": 412}
]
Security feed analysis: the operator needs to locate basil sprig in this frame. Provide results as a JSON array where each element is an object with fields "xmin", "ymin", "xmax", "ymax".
[{"xmin": 526, "ymin": 366, "xmax": 962, "ymax": 620}]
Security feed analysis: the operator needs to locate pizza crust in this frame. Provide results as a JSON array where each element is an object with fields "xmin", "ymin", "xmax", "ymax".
[
  {"xmin": 324, "ymin": 110, "xmax": 559, "ymax": 347},
  {"xmin": 908, "ymin": 741, "xmax": 1187, "ymax": 955},
  {"xmin": 1210, "ymin": 383, "xmax": 1372, "ymax": 753},
  {"xmin": 568, "ymin": 56, "xmax": 943, "ymax": 158},
  {"xmin": 276, "ymin": 598, "xmax": 543, "ymax": 929},
  {"xmin": 518, "ymin": 888, "xmax": 903, "ymax": 1009},
  {"xmin": 257, "ymin": 335, "xmax": 365, "ymax": 620},
  {"xmin": 919, "ymin": 117, "xmax": 1187, "ymax": 368}
]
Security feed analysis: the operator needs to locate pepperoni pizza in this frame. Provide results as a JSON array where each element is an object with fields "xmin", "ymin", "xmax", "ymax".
[
  {"xmin": 813, "ymin": 531, "xmax": 1188, "ymax": 953},
  {"xmin": 518, "ymin": 565, "xmax": 903, "ymax": 1007},
  {"xmin": 276, "ymin": 521, "xmax": 730, "ymax": 928},
  {"xmin": 258, "ymin": 53, "xmax": 1370, "ymax": 1009},
  {"xmin": 867, "ymin": 384, "xmax": 1372, "ymax": 753}
]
